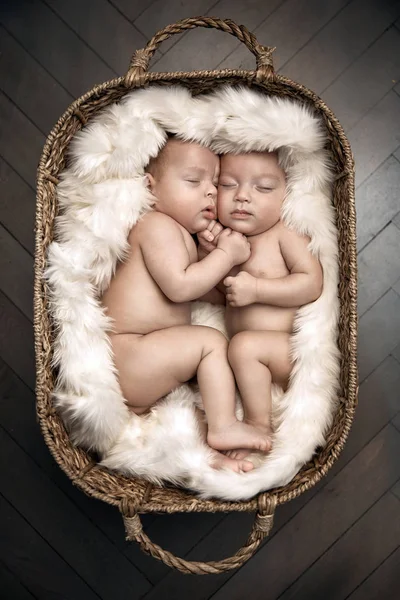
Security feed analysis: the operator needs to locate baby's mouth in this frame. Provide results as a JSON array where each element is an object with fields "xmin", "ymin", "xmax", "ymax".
[
  {"xmin": 231, "ymin": 209, "xmax": 252, "ymax": 218},
  {"xmin": 202, "ymin": 205, "xmax": 216, "ymax": 219}
]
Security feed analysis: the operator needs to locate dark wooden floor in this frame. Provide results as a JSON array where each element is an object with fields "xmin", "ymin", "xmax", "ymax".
[{"xmin": 1, "ymin": 0, "xmax": 400, "ymax": 598}]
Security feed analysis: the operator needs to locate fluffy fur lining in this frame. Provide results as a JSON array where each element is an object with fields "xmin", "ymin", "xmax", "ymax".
[{"xmin": 46, "ymin": 85, "xmax": 340, "ymax": 500}]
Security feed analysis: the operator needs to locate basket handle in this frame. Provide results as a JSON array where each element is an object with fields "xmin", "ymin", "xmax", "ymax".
[
  {"xmin": 125, "ymin": 16, "xmax": 275, "ymax": 87},
  {"xmin": 120, "ymin": 494, "xmax": 277, "ymax": 575}
]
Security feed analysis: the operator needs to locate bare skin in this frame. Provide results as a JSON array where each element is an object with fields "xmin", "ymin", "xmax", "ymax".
[
  {"xmin": 102, "ymin": 139, "xmax": 275, "ymax": 472},
  {"xmin": 198, "ymin": 151, "xmax": 323, "ymax": 459}
]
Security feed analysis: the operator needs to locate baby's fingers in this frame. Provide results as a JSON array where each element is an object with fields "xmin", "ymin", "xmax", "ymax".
[{"xmin": 224, "ymin": 276, "xmax": 234, "ymax": 287}]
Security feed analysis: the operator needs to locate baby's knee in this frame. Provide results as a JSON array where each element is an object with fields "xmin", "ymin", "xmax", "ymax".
[
  {"xmin": 228, "ymin": 331, "xmax": 257, "ymax": 365},
  {"xmin": 200, "ymin": 326, "xmax": 228, "ymax": 355}
]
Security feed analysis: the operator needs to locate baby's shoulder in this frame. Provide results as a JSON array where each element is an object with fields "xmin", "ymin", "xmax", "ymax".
[
  {"xmin": 277, "ymin": 221, "xmax": 309, "ymax": 243},
  {"xmin": 134, "ymin": 210, "xmax": 181, "ymax": 239}
]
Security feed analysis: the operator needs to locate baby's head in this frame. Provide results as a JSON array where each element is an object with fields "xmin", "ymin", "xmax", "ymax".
[
  {"xmin": 217, "ymin": 151, "xmax": 286, "ymax": 236},
  {"xmin": 145, "ymin": 137, "xmax": 219, "ymax": 234}
]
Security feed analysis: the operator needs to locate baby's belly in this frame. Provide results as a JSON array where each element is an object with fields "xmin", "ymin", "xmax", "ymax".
[
  {"xmin": 103, "ymin": 289, "xmax": 191, "ymax": 335},
  {"xmin": 226, "ymin": 303, "xmax": 297, "ymax": 337}
]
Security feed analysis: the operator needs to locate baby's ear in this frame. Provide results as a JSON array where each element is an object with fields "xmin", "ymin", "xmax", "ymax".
[{"xmin": 144, "ymin": 173, "xmax": 156, "ymax": 191}]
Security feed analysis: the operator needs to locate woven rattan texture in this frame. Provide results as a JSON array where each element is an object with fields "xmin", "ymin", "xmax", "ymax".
[{"xmin": 33, "ymin": 17, "xmax": 357, "ymax": 573}]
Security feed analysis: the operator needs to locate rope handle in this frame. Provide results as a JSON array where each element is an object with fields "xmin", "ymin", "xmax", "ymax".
[
  {"xmin": 125, "ymin": 16, "xmax": 275, "ymax": 87},
  {"xmin": 120, "ymin": 494, "xmax": 277, "ymax": 575}
]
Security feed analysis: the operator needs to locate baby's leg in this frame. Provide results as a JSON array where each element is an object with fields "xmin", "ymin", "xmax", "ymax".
[
  {"xmin": 194, "ymin": 408, "xmax": 254, "ymax": 473},
  {"xmin": 227, "ymin": 331, "xmax": 292, "ymax": 456},
  {"xmin": 111, "ymin": 325, "xmax": 270, "ymax": 453}
]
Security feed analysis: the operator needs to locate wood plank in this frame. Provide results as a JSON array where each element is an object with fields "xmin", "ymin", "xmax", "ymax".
[
  {"xmin": 355, "ymin": 155, "xmax": 400, "ymax": 252},
  {"xmin": 322, "ymin": 26, "xmax": 400, "ymax": 131},
  {"xmin": 281, "ymin": 0, "xmax": 400, "ymax": 95},
  {"xmin": 208, "ymin": 426, "xmax": 400, "ymax": 600},
  {"xmin": 145, "ymin": 354, "xmax": 400, "ymax": 586},
  {"xmin": 0, "ymin": 360, "xmax": 159, "ymax": 572},
  {"xmin": 143, "ymin": 425, "xmax": 400, "ymax": 600},
  {"xmin": 112, "ymin": 0, "xmax": 157, "ymax": 23},
  {"xmin": 391, "ymin": 478, "xmax": 400, "ymax": 500},
  {"xmin": 279, "ymin": 491, "xmax": 400, "ymax": 600},
  {"xmin": 0, "ymin": 24, "xmax": 73, "ymax": 134},
  {"xmin": 146, "ymin": 354, "xmax": 400, "ymax": 590},
  {"xmin": 348, "ymin": 91, "xmax": 400, "ymax": 188},
  {"xmin": 0, "ymin": 494, "xmax": 100, "ymax": 600},
  {"xmin": 393, "ymin": 210, "xmax": 400, "ymax": 230},
  {"xmin": 357, "ymin": 223, "xmax": 400, "ymax": 316},
  {"xmin": 0, "ymin": 0, "xmax": 114, "ymax": 97},
  {"xmin": 151, "ymin": 0, "xmax": 284, "ymax": 73},
  {"xmin": 46, "ymin": 0, "xmax": 148, "ymax": 75},
  {"xmin": 0, "ymin": 91, "xmax": 44, "ymax": 188},
  {"xmin": 0, "ymin": 427, "xmax": 152, "ymax": 599},
  {"xmin": 0, "ymin": 158, "xmax": 35, "ymax": 254},
  {"xmin": 329, "ymin": 355, "xmax": 400, "ymax": 474},
  {"xmin": 392, "ymin": 341, "xmax": 400, "ymax": 363},
  {"xmin": 347, "ymin": 547, "xmax": 400, "ymax": 600},
  {"xmin": 0, "ymin": 561, "xmax": 35, "ymax": 600},
  {"xmin": 357, "ymin": 289, "xmax": 400, "ymax": 382},
  {"xmin": 392, "ymin": 411, "xmax": 400, "ymax": 435},
  {"xmin": 217, "ymin": 0, "xmax": 349, "ymax": 71},
  {"xmin": 0, "ymin": 291, "xmax": 35, "ymax": 390},
  {"xmin": 0, "ymin": 357, "xmax": 161, "ymax": 584},
  {"xmin": 0, "ymin": 224, "xmax": 34, "ymax": 321}
]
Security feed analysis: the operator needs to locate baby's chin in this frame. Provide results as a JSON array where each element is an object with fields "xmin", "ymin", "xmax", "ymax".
[{"xmin": 219, "ymin": 216, "xmax": 257, "ymax": 235}]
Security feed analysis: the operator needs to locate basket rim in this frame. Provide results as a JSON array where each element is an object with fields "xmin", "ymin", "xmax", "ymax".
[{"xmin": 34, "ymin": 68, "xmax": 358, "ymax": 514}]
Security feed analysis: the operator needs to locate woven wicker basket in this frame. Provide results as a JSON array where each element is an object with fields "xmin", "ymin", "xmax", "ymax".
[{"xmin": 34, "ymin": 17, "xmax": 358, "ymax": 575}]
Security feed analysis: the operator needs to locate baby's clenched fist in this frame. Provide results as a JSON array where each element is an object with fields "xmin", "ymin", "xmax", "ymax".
[
  {"xmin": 217, "ymin": 229, "xmax": 251, "ymax": 266},
  {"xmin": 224, "ymin": 272, "xmax": 258, "ymax": 307}
]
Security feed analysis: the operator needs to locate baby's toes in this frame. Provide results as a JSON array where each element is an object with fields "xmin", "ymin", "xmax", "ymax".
[
  {"xmin": 238, "ymin": 460, "xmax": 254, "ymax": 472},
  {"xmin": 226, "ymin": 450, "xmax": 238, "ymax": 459}
]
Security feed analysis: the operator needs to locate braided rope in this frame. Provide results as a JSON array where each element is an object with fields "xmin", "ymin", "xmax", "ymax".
[
  {"xmin": 121, "ymin": 495, "xmax": 277, "ymax": 574},
  {"xmin": 125, "ymin": 17, "xmax": 275, "ymax": 87}
]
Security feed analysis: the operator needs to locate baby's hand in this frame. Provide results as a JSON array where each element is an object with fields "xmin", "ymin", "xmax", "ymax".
[
  {"xmin": 197, "ymin": 220, "xmax": 224, "ymax": 254},
  {"xmin": 224, "ymin": 272, "xmax": 258, "ymax": 307},
  {"xmin": 217, "ymin": 229, "xmax": 251, "ymax": 266}
]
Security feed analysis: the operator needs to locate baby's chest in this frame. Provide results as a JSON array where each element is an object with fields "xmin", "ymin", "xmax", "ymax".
[{"xmin": 239, "ymin": 237, "xmax": 289, "ymax": 279}]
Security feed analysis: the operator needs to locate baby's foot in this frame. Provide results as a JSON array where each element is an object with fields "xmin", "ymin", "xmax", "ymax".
[
  {"xmin": 226, "ymin": 428, "xmax": 273, "ymax": 460},
  {"xmin": 210, "ymin": 450, "xmax": 254, "ymax": 473},
  {"xmin": 207, "ymin": 420, "xmax": 272, "ymax": 454}
]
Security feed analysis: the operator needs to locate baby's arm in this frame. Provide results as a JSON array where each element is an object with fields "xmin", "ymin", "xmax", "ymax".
[
  {"xmin": 140, "ymin": 212, "xmax": 248, "ymax": 303},
  {"xmin": 225, "ymin": 228, "xmax": 322, "ymax": 308},
  {"xmin": 256, "ymin": 228, "xmax": 323, "ymax": 307},
  {"xmin": 196, "ymin": 221, "xmax": 227, "ymax": 304}
]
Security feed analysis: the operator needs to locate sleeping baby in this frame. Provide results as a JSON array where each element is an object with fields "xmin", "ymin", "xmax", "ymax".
[
  {"xmin": 102, "ymin": 137, "xmax": 274, "ymax": 473},
  {"xmin": 198, "ymin": 150, "xmax": 324, "ymax": 458}
]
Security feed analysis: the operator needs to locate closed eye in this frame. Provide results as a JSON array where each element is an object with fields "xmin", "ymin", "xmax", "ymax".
[
  {"xmin": 219, "ymin": 183, "xmax": 236, "ymax": 188},
  {"xmin": 186, "ymin": 179, "xmax": 200, "ymax": 184},
  {"xmin": 257, "ymin": 186, "xmax": 273, "ymax": 192}
]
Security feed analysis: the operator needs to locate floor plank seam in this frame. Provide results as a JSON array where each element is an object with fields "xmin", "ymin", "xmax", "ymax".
[
  {"xmin": 0, "ymin": 490, "xmax": 104, "ymax": 600},
  {"xmin": 276, "ymin": 0, "xmax": 355, "ymax": 74},
  {"xmin": 272, "ymin": 483, "xmax": 400, "ymax": 600},
  {"xmin": 319, "ymin": 24, "xmax": 395, "ymax": 97},
  {"xmin": 355, "ymin": 145, "xmax": 400, "ymax": 192},
  {"xmin": 40, "ymin": 0, "xmax": 119, "ymax": 78},
  {"xmin": 0, "ymin": 157, "xmax": 35, "ymax": 196},
  {"xmin": 0, "ymin": 89, "xmax": 46, "ymax": 139},
  {"xmin": 0, "ymin": 22, "xmax": 75, "ymax": 103},
  {"xmin": 342, "ymin": 543, "xmax": 400, "ymax": 600},
  {"xmin": 0, "ymin": 423, "xmax": 155, "ymax": 588},
  {"xmin": 0, "ymin": 221, "xmax": 34, "ymax": 259},
  {"xmin": 0, "ymin": 557, "xmax": 38, "ymax": 600}
]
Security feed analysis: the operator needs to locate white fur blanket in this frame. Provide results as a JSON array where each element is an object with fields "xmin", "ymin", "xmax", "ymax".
[{"xmin": 46, "ymin": 85, "xmax": 340, "ymax": 500}]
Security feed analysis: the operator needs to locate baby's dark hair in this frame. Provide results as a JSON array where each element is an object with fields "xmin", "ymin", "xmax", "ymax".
[{"xmin": 145, "ymin": 132, "xmax": 176, "ymax": 179}]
